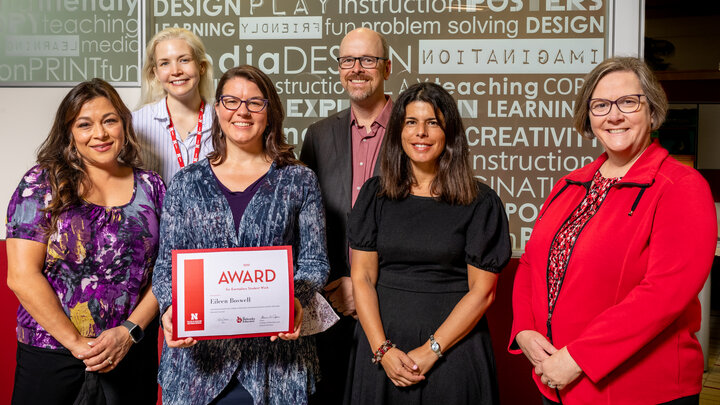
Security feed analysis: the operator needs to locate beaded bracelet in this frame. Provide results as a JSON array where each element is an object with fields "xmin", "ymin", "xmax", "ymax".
[{"xmin": 371, "ymin": 339, "xmax": 396, "ymax": 364}]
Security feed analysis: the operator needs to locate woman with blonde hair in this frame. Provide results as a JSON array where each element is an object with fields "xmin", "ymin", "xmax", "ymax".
[{"xmin": 133, "ymin": 27, "xmax": 215, "ymax": 182}]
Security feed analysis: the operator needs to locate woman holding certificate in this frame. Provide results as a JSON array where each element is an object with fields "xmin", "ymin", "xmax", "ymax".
[
  {"xmin": 6, "ymin": 78, "xmax": 164, "ymax": 404},
  {"xmin": 348, "ymin": 82, "xmax": 511, "ymax": 404},
  {"xmin": 152, "ymin": 65, "xmax": 330, "ymax": 405}
]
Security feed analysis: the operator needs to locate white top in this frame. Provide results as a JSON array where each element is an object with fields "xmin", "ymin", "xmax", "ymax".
[{"xmin": 132, "ymin": 98, "xmax": 214, "ymax": 184}]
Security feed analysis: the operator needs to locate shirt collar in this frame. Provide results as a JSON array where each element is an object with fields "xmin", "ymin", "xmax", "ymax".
[
  {"xmin": 152, "ymin": 98, "xmax": 169, "ymax": 123},
  {"xmin": 350, "ymin": 96, "xmax": 393, "ymax": 129},
  {"xmin": 566, "ymin": 139, "xmax": 668, "ymax": 186},
  {"xmin": 153, "ymin": 98, "xmax": 213, "ymax": 133}
]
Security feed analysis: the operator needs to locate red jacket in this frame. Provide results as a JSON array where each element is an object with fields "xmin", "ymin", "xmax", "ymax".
[{"xmin": 509, "ymin": 141, "xmax": 717, "ymax": 404}]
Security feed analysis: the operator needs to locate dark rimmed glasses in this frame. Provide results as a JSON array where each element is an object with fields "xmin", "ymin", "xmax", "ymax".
[
  {"xmin": 588, "ymin": 94, "xmax": 646, "ymax": 116},
  {"xmin": 337, "ymin": 56, "xmax": 388, "ymax": 69},
  {"xmin": 218, "ymin": 95, "xmax": 268, "ymax": 112}
]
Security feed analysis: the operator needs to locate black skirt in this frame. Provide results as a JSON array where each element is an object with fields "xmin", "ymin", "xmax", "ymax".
[{"xmin": 349, "ymin": 285, "xmax": 499, "ymax": 405}]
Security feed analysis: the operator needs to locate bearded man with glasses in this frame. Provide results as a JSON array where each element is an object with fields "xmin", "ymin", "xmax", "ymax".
[{"xmin": 300, "ymin": 27, "xmax": 392, "ymax": 405}]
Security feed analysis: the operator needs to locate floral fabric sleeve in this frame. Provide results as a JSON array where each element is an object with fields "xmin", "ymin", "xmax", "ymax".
[{"xmin": 6, "ymin": 165, "xmax": 52, "ymax": 243}]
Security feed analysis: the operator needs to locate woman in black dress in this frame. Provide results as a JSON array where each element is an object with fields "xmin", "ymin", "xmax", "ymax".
[{"xmin": 348, "ymin": 82, "xmax": 511, "ymax": 404}]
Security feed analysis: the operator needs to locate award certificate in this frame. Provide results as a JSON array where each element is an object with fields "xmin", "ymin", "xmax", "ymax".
[{"xmin": 172, "ymin": 246, "xmax": 294, "ymax": 340}]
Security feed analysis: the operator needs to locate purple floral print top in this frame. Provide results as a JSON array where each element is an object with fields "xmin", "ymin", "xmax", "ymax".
[{"xmin": 6, "ymin": 165, "xmax": 165, "ymax": 349}]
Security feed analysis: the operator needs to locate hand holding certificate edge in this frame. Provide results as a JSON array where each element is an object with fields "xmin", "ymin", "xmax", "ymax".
[
  {"xmin": 271, "ymin": 298, "xmax": 303, "ymax": 342},
  {"xmin": 162, "ymin": 300, "xmax": 302, "ymax": 346},
  {"xmin": 162, "ymin": 306, "xmax": 198, "ymax": 348}
]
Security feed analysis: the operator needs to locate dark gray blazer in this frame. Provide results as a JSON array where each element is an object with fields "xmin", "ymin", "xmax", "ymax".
[{"xmin": 300, "ymin": 108, "xmax": 382, "ymax": 281}]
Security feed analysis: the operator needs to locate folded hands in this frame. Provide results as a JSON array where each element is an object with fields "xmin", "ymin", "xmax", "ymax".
[{"xmin": 516, "ymin": 330, "xmax": 582, "ymax": 390}]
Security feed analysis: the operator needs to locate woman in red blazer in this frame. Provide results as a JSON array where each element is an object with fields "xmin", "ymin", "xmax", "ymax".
[{"xmin": 509, "ymin": 57, "xmax": 717, "ymax": 405}]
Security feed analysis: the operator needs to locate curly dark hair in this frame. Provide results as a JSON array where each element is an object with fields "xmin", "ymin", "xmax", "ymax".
[{"xmin": 36, "ymin": 78, "xmax": 142, "ymax": 233}]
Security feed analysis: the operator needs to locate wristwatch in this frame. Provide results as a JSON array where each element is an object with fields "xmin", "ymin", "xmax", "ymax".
[
  {"xmin": 122, "ymin": 320, "xmax": 144, "ymax": 343},
  {"xmin": 429, "ymin": 334, "xmax": 443, "ymax": 358}
]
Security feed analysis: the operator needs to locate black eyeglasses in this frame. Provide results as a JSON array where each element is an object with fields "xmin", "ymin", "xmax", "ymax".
[
  {"xmin": 218, "ymin": 95, "xmax": 268, "ymax": 112},
  {"xmin": 588, "ymin": 94, "xmax": 645, "ymax": 116},
  {"xmin": 337, "ymin": 56, "xmax": 387, "ymax": 69}
]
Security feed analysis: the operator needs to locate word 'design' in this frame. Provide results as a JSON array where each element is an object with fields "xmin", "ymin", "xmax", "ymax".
[{"xmin": 151, "ymin": 0, "xmax": 609, "ymax": 252}]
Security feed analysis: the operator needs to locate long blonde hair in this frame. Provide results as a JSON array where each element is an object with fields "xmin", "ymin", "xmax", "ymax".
[{"xmin": 138, "ymin": 28, "xmax": 214, "ymax": 107}]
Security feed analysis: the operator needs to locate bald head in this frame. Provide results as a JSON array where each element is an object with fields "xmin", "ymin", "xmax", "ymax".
[
  {"xmin": 340, "ymin": 28, "xmax": 388, "ymax": 59},
  {"xmin": 337, "ymin": 28, "xmax": 391, "ymax": 106}
]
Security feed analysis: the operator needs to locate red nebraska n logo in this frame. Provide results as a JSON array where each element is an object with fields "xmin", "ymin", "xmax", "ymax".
[{"xmin": 184, "ymin": 259, "xmax": 205, "ymax": 331}]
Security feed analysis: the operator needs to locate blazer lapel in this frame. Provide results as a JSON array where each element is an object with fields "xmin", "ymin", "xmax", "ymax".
[{"xmin": 332, "ymin": 110, "xmax": 352, "ymax": 209}]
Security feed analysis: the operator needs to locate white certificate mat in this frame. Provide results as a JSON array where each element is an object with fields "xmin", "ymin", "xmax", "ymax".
[{"xmin": 172, "ymin": 246, "xmax": 294, "ymax": 340}]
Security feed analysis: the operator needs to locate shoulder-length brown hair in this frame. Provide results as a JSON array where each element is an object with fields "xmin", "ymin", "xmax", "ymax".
[
  {"xmin": 573, "ymin": 57, "xmax": 668, "ymax": 139},
  {"xmin": 36, "ymin": 78, "xmax": 142, "ymax": 232},
  {"xmin": 208, "ymin": 65, "xmax": 299, "ymax": 167},
  {"xmin": 379, "ymin": 82, "xmax": 477, "ymax": 205}
]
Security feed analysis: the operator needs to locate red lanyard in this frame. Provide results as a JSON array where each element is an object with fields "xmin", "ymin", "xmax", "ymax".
[{"xmin": 166, "ymin": 98, "xmax": 205, "ymax": 169}]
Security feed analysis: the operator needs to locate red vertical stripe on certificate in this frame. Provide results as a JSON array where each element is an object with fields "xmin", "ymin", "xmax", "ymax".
[{"xmin": 184, "ymin": 259, "xmax": 205, "ymax": 331}]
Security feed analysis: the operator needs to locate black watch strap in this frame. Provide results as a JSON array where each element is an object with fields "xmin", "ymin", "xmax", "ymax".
[{"xmin": 122, "ymin": 320, "xmax": 144, "ymax": 343}]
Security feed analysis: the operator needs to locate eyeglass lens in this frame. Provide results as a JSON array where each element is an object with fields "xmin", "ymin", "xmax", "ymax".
[
  {"xmin": 220, "ymin": 96, "xmax": 267, "ymax": 112},
  {"xmin": 589, "ymin": 95, "xmax": 643, "ymax": 116},
  {"xmin": 338, "ymin": 56, "xmax": 382, "ymax": 69}
]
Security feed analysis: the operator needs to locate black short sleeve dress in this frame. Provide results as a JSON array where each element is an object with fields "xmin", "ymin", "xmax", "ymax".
[{"xmin": 347, "ymin": 177, "xmax": 511, "ymax": 405}]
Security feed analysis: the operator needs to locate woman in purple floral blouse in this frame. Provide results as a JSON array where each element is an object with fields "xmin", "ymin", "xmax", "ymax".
[{"xmin": 6, "ymin": 78, "xmax": 165, "ymax": 405}]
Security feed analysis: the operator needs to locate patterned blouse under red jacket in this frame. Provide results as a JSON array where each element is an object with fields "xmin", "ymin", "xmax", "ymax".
[{"xmin": 509, "ymin": 140, "xmax": 717, "ymax": 405}]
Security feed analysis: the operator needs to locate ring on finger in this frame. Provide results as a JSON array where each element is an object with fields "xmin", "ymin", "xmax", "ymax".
[
  {"xmin": 108, "ymin": 358, "xmax": 113, "ymax": 365},
  {"xmin": 547, "ymin": 382, "xmax": 555, "ymax": 388}
]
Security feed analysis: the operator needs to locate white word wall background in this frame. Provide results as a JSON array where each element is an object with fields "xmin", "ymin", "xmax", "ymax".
[
  {"xmin": 1, "ymin": 0, "xmax": 141, "ymax": 84},
  {"xmin": 155, "ymin": 0, "xmax": 607, "ymax": 252},
  {"xmin": 2, "ymin": 0, "xmax": 607, "ymax": 251}
]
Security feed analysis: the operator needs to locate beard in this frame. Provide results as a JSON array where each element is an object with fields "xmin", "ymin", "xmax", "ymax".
[
  {"xmin": 342, "ymin": 74, "xmax": 378, "ymax": 103},
  {"xmin": 347, "ymin": 87, "xmax": 374, "ymax": 102}
]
